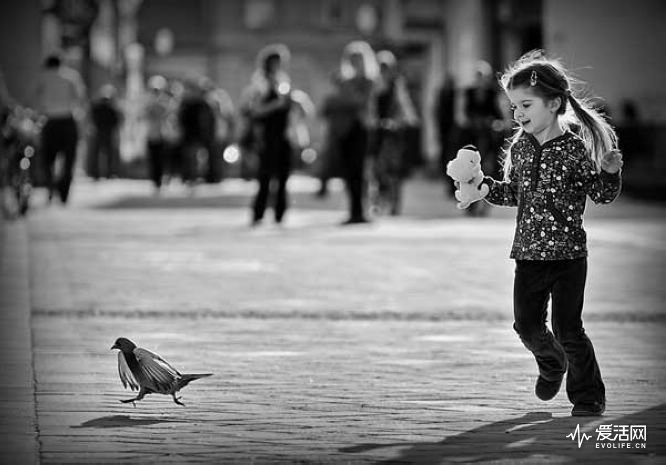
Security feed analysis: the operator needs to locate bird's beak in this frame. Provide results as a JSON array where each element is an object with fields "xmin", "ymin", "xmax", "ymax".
[{"xmin": 110, "ymin": 343, "xmax": 118, "ymax": 350}]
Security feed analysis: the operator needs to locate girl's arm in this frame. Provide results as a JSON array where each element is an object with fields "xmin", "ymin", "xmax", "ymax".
[
  {"xmin": 480, "ymin": 149, "xmax": 519, "ymax": 207},
  {"xmin": 577, "ymin": 148, "xmax": 622, "ymax": 204},
  {"xmin": 482, "ymin": 176, "xmax": 519, "ymax": 207}
]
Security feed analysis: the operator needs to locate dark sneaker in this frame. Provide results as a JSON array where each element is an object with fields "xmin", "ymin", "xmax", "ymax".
[
  {"xmin": 535, "ymin": 374, "xmax": 564, "ymax": 401},
  {"xmin": 572, "ymin": 400, "xmax": 606, "ymax": 417}
]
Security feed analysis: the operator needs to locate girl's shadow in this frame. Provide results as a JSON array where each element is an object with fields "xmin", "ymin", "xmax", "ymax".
[{"xmin": 340, "ymin": 404, "xmax": 664, "ymax": 464}]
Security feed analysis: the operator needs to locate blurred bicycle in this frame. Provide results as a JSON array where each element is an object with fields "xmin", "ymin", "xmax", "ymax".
[{"xmin": 1, "ymin": 106, "xmax": 42, "ymax": 217}]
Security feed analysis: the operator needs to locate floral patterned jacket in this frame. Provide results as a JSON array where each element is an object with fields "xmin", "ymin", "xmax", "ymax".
[{"xmin": 481, "ymin": 131, "xmax": 621, "ymax": 260}]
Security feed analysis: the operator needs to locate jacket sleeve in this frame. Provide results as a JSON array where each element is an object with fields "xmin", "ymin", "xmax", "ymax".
[
  {"xmin": 482, "ymin": 177, "xmax": 519, "ymax": 207},
  {"xmin": 481, "ymin": 148, "xmax": 519, "ymax": 207},
  {"xmin": 576, "ymin": 149, "xmax": 622, "ymax": 204}
]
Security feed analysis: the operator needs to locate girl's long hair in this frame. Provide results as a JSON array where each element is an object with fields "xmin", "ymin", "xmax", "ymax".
[{"xmin": 499, "ymin": 50, "xmax": 617, "ymax": 180}]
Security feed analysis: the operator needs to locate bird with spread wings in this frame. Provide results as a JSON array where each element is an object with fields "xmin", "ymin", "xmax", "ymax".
[{"xmin": 111, "ymin": 337, "xmax": 212, "ymax": 406}]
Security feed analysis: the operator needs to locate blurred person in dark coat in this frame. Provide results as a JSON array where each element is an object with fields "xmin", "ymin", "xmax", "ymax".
[
  {"xmin": 460, "ymin": 60, "xmax": 504, "ymax": 216},
  {"xmin": 177, "ymin": 79, "xmax": 217, "ymax": 185},
  {"xmin": 202, "ymin": 78, "xmax": 235, "ymax": 182},
  {"xmin": 87, "ymin": 84, "xmax": 122, "ymax": 180},
  {"xmin": 435, "ymin": 74, "xmax": 458, "ymax": 197},
  {"xmin": 462, "ymin": 61, "xmax": 504, "ymax": 175},
  {"xmin": 241, "ymin": 44, "xmax": 307, "ymax": 226},
  {"xmin": 368, "ymin": 50, "xmax": 418, "ymax": 216},
  {"xmin": 317, "ymin": 72, "xmax": 352, "ymax": 198},
  {"xmin": 35, "ymin": 53, "xmax": 86, "ymax": 204},
  {"xmin": 1, "ymin": 69, "xmax": 14, "ymax": 215},
  {"xmin": 331, "ymin": 40, "xmax": 378, "ymax": 224},
  {"xmin": 143, "ymin": 75, "xmax": 173, "ymax": 193}
]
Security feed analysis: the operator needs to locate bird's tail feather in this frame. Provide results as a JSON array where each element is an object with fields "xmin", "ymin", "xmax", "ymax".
[{"xmin": 177, "ymin": 373, "xmax": 213, "ymax": 390}]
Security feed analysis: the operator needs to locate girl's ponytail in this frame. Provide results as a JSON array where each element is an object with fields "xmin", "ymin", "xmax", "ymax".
[{"xmin": 566, "ymin": 94, "xmax": 618, "ymax": 171}]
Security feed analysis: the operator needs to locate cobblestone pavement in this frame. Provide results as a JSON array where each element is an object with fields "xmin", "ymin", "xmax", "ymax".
[{"xmin": 2, "ymin": 176, "xmax": 666, "ymax": 464}]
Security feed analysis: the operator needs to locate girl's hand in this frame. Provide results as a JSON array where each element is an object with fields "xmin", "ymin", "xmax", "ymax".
[{"xmin": 601, "ymin": 149, "xmax": 623, "ymax": 174}]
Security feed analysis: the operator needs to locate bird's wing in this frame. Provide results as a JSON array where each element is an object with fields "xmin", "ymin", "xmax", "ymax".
[
  {"xmin": 117, "ymin": 352, "xmax": 139, "ymax": 391},
  {"xmin": 133, "ymin": 348, "xmax": 181, "ymax": 392}
]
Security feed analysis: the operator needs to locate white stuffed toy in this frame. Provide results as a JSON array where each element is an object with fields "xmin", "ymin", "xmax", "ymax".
[{"xmin": 446, "ymin": 145, "xmax": 490, "ymax": 209}]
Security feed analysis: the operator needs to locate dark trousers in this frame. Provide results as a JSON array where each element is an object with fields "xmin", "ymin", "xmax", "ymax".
[
  {"xmin": 147, "ymin": 139, "xmax": 165, "ymax": 188},
  {"xmin": 252, "ymin": 141, "xmax": 291, "ymax": 223},
  {"xmin": 513, "ymin": 258, "xmax": 605, "ymax": 405},
  {"xmin": 41, "ymin": 116, "xmax": 78, "ymax": 203},
  {"xmin": 88, "ymin": 130, "xmax": 119, "ymax": 179},
  {"xmin": 340, "ymin": 121, "xmax": 368, "ymax": 221},
  {"xmin": 178, "ymin": 136, "xmax": 219, "ymax": 183},
  {"xmin": 372, "ymin": 128, "xmax": 405, "ymax": 215}
]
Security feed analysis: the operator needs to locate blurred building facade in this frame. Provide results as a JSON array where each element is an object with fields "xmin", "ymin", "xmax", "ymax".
[
  {"xmin": 3, "ymin": 0, "xmax": 666, "ymax": 124},
  {"xmin": 1, "ymin": 0, "xmax": 665, "ymax": 188}
]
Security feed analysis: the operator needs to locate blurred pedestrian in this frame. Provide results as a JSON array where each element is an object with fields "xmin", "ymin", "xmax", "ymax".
[
  {"xmin": 368, "ymin": 50, "xmax": 418, "ymax": 216},
  {"xmin": 0, "ymin": 68, "xmax": 11, "ymax": 132},
  {"xmin": 435, "ymin": 73, "xmax": 457, "ymax": 197},
  {"xmin": 241, "ymin": 44, "xmax": 306, "ymax": 226},
  {"xmin": 461, "ymin": 60, "xmax": 504, "ymax": 216},
  {"xmin": 143, "ymin": 75, "xmax": 172, "ymax": 193},
  {"xmin": 164, "ymin": 79, "xmax": 184, "ymax": 182},
  {"xmin": 333, "ymin": 40, "xmax": 377, "ymax": 224},
  {"xmin": 316, "ymin": 73, "xmax": 348, "ymax": 198},
  {"xmin": 35, "ymin": 53, "xmax": 85, "ymax": 204},
  {"xmin": 236, "ymin": 94, "xmax": 257, "ymax": 181},
  {"xmin": 615, "ymin": 99, "xmax": 644, "ymax": 168},
  {"xmin": 1, "ymin": 69, "xmax": 14, "ymax": 216},
  {"xmin": 202, "ymin": 78, "xmax": 235, "ymax": 182},
  {"xmin": 177, "ymin": 79, "xmax": 217, "ymax": 185},
  {"xmin": 476, "ymin": 50, "xmax": 623, "ymax": 417},
  {"xmin": 87, "ymin": 84, "xmax": 122, "ymax": 180}
]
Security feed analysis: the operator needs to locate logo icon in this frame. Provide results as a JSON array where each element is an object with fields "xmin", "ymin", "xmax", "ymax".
[{"xmin": 566, "ymin": 424, "xmax": 592, "ymax": 448}]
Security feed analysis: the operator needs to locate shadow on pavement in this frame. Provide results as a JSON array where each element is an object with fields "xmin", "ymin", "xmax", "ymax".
[
  {"xmin": 91, "ymin": 192, "xmax": 346, "ymax": 212},
  {"xmin": 71, "ymin": 415, "xmax": 182, "ymax": 429},
  {"xmin": 340, "ymin": 404, "xmax": 664, "ymax": 464},
  {"xmin": 85, "ymin": 190, "xmax": 478, "ymax": 221}
]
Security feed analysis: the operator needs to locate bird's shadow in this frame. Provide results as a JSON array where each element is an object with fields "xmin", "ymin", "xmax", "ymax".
[
  {"xmin": 71, "ymin": 415, "xmax": 181, "ymax": 429},
  {"xmin": 340, "ymin": 404, "xmax": 665, "ymax": 464}
]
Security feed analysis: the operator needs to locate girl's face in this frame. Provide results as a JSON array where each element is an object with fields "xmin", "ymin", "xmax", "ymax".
[{"xmin": 507, "ymin": 86, "xmax": 560, "ymax": 138}]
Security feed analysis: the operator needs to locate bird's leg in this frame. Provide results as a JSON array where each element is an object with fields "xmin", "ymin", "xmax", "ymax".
[
  {"xmin": 120, "ymin": 397, "xmax": 138, "ymax": 407},
  {"xmin": 120, "ymin": 388, "xmax": 146, "ymax": 406},
  {"xmin": 172, "ymin": 393, "xmax": 185, "ymax": 406}
]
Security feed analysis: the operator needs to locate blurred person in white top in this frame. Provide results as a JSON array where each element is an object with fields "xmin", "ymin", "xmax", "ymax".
[{"xmin": 35, "ymin": 53, "xmax": 86, "ymax": 204}]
